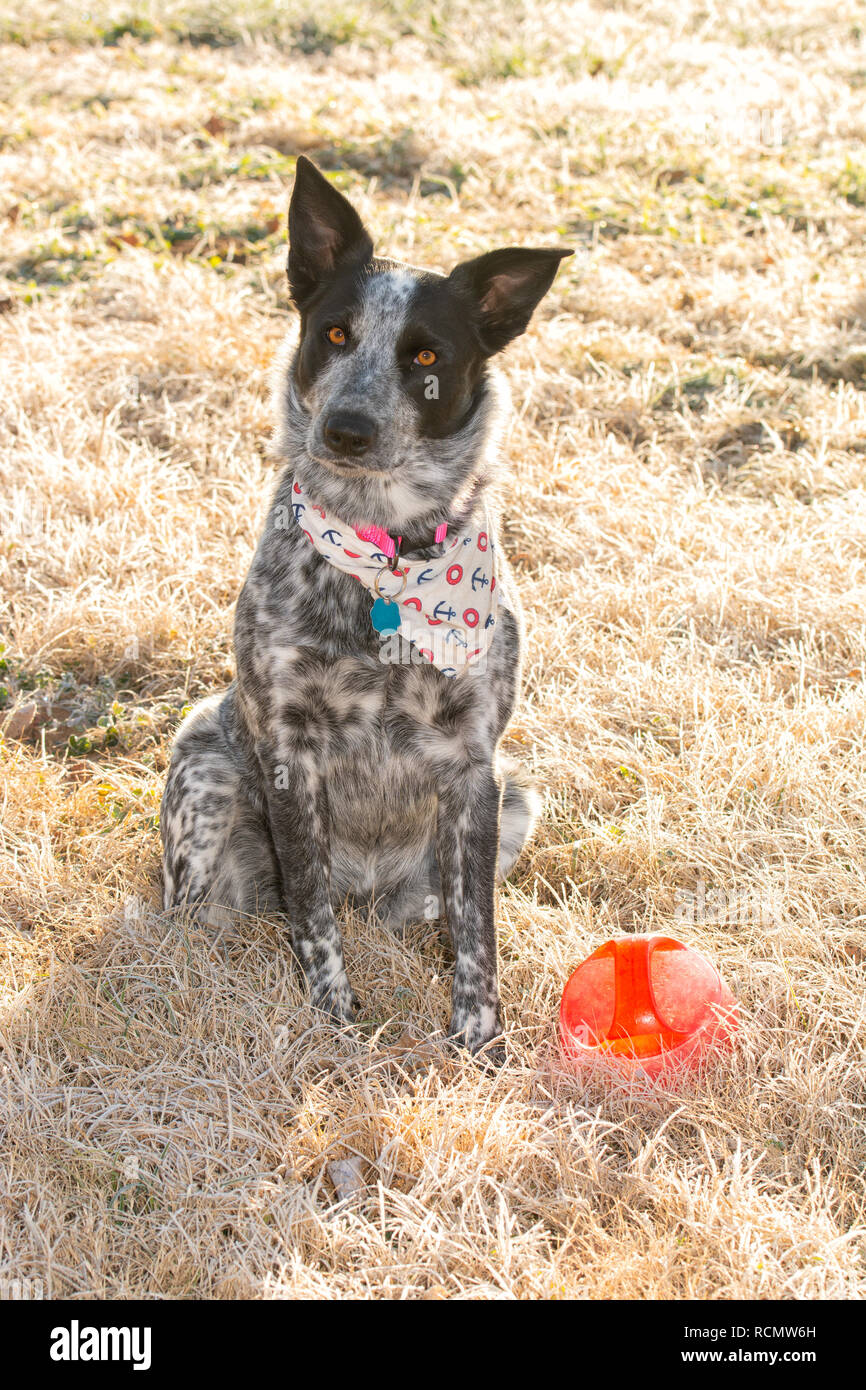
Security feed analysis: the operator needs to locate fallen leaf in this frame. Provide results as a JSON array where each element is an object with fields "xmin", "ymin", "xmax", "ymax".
[
  {"xmin": 107, "ymin": 231, "xmax": 144, "ymax": 250},
  {"xmin": 327, "ymin": 1157, "xmax": 367, "ymax": 1201},
  {"xmin": 3, "ymin": 701, "xmax": 37, "ymax": 739},
  {"xmin": 374, "ymin": 1028, "xmax": 446, "ymax": 1075}
]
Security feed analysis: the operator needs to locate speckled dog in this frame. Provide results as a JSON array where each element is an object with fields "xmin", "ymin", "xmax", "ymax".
[{"xmin": 161, "ymin": 157, "xmax": 571, "ymax": 1052}]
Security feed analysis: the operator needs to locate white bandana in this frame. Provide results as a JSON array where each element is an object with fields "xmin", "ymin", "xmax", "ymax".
[{"xmin": 290, "ymin": 478, "xmax": 499, "ymax": 678}]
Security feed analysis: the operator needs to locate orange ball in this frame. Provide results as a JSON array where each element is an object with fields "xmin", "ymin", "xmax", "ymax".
[{"xmin": 559, "ymin": 934, "xmax": 737, "ymax": 1080}]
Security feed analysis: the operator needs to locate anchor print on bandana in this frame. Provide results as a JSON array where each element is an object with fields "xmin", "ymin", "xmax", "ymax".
[{"xmin": 289, "ymin": 478, "xmax": 498, "ymax": 676}]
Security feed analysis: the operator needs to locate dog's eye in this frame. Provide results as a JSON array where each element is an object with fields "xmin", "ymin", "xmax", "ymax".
[
  {"xmin": 327, "ymin": 326, "xmax": 347, "ymax": 345},
  {"xmin": 414, "ymin": 348, "xmax": 437, "ymax": 366}
]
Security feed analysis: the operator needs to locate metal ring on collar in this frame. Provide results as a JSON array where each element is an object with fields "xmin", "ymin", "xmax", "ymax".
[{"xmin": 373, "ymin": 565, "xmax": 408, "ymax": 600}]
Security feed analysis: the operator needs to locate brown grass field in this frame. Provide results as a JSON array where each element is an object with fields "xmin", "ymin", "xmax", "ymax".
[{"xmin": 1, "ymin": 0, "xmax": 865, "ymax": 1300}]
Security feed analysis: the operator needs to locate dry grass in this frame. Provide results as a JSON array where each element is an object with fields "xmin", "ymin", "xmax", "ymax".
[{"xmin": 1, "ymin": 0, "xmax": 866, "ymax": 1299}]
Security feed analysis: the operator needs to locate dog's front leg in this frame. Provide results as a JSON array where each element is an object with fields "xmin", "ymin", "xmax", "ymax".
[
  {"xmin": 437, "ymin": 764, "xmax": 503, "ymax": 1053},
  {"xmin": 259, "ymin": 747, "xmax": 355, "ymax": 1022}
]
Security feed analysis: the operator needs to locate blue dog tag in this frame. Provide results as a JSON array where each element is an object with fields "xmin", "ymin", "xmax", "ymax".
[{"xmin": 370, "ymin": 597, "xmax": 401, "ymax": 634}]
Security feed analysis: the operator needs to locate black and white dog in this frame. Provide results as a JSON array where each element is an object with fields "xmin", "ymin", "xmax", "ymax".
[{"xmin": 161, "ymin": 157, "xmax": 571, "ymax": 1053}]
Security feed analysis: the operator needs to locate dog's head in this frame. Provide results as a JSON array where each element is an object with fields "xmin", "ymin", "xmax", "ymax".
[{"xmin": 277, "ymin": 156, "xmax": 571, "ymax": 533}]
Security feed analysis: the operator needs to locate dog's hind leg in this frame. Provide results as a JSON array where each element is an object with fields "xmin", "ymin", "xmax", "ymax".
[
  {"xmin": 161, "ymin": 694, "xmax": 280, "ymax": 930},
  {"xmin": 497, "ymin": 761, "xmax": 541, "ymax": 881}
]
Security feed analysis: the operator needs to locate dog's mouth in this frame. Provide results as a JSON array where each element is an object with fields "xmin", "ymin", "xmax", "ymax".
[{"xmin": 310, "ymin": 450, "xmax": 392, "ymax": 478}]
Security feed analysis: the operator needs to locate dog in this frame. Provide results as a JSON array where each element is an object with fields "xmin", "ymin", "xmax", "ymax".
[{"xmin": 160, "ymin": 156, "xmax": 571, "ymax": 1053}]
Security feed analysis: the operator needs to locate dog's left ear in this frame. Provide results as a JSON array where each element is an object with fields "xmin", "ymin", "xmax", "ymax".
[
  {"xmin": 449, "ymin": 247, "xmax": 573, "ymax": 355},
  {"xmin": 288, "ymin": 155, "xmax": 374, "ymax": 309}
]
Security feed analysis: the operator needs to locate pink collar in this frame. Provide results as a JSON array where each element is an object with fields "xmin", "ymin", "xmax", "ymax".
[{"xmin": 354, "ymin": 521, "xmax": 448, "ymax": 560}]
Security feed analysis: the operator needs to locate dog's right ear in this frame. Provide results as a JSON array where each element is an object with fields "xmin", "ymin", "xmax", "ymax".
[{"xmin": 287, "ymin": 156, "xmax": 373, "ymax": 309}]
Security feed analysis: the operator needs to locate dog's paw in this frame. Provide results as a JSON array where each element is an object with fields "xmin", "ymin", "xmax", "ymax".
[
  {"xmin": 311, "ymin": 971, "xmax": 358, "ymax": 1024},
  {"xmin": 447, "ymin": 1003, "xmax": 503, "ymax": 1060}
]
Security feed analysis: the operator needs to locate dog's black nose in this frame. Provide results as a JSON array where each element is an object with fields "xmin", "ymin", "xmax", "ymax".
[{"xmin": 323, "ymin": 412, "xmax": 378, "ymax": 458}]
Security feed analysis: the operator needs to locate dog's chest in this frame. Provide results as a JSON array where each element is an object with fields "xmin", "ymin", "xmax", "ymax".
[
  {"xmin": 269, "ymin": 650, "xmax": 478, "ymax": 848},
  {"xmin": 271, "ymin": 647, "xmax": 482, "ymax": 771}
]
